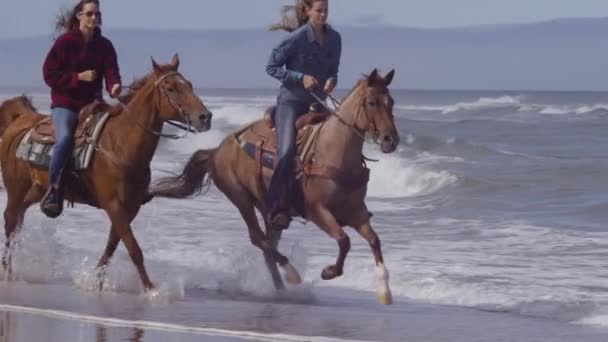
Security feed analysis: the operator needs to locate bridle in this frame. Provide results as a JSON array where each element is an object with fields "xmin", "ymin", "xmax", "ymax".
[
  {"xmin": 119, "ymin": 71, "xmax": 199, "ymax": 140},
  {"xmin": 309, "ymin": 89, "xmax": 383, "ymax": 145}
]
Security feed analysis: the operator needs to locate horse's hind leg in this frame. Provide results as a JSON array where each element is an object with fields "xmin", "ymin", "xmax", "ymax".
[
  {"xmin": 2, "ymin": 200, "xmax": 23, "ymax": 277},
  {"xmin": 2, "ymin": 185, "xmax": 41, "ymax": 278},
  {"xmin": 308, "ymin": 205, "xmax": 351, "ymax": 281},
  {"xmin": 352, "ymin": 217, "xmax": 393, "ymax": 305}
]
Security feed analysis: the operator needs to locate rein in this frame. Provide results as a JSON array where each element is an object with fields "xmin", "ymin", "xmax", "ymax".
[
  {"xmin": 309, "ymin": 91, "xmax": 380, "ymax": 146},
  {"xmin": 118, "ymin": 71, "xmax": 194, "ymax": 140},
  {"xmin": 91, "ymin": 72, "xmax": 196, "ymax": 169}
]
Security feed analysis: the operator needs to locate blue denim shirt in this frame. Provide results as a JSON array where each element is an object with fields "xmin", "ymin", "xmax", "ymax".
[{"xmin": 266, "ymin": 23, "xmax": 342, "ymax": 103}]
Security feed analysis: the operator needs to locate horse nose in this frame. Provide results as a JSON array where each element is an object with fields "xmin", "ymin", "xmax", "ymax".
[
  {"xmin": 199, "ymin": 112, "xmax": 212, "ymax": 123},
  {"xmin": 383, "ymin": 133, "xmax": 400, "ymax": 148}
]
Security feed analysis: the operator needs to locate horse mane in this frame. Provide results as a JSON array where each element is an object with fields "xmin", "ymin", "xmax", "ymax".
[
  {"xmin": 103, "ymin": 63, "xmax": 176, "ymax": 116},
  {"xmin": 337, "ymin": 76, "xmax": 374, "ymax": 112},
  {"xmin": 116, "ymin": 63, "xmax": 176, "ymax": 105},
  {"xmin": 340, "ymin": 72, "xmax": 390, "ymax": 103},
  {"xmin": 340, "ymin": 79, "xmax": 365, "ymax": 103},
  {"xmin": 116, "ymin": 75, "xmax": 148, "ymax": 104}
]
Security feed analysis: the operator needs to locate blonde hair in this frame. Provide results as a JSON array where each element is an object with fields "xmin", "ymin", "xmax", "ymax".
[
  {"xmin": 55, "ymin": 0, "xmax": 101, "ymax": 33},
  {"xmin": 269, "ymin": 0, "xmax": 326, "ymax": 32}
]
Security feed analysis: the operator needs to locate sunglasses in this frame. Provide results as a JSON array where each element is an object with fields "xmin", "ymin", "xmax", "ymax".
[{"xmin": 81, "ymin": 11, "xmax": 101, "ymax": 18}]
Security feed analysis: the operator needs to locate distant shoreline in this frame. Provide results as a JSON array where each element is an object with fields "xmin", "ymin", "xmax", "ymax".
[{"xmin": 2, "ymin": 86, "xmax": 608, "ymax": 94}]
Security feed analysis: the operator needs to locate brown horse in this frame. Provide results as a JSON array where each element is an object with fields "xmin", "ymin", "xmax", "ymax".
[
  {"xmin": 151, "ymin": 69, "xmax": 399, "ymax": 304},
  {"xmin": 0, "ymin": 54, "xmax": 212, "ymax": 291}
]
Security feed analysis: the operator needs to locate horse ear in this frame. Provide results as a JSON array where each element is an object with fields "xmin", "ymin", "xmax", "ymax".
[
  {"xmin": 171, "ymin": 53, "xmax": 180, "ymax": 70},
  {"xmin": 151, "ymin": 57, "xmax": 161, "ymax": 74},
  {"xmin": 367, "ymin": 69, "xmax": 380, "ymax": 86},
  {"xmin": 384, "ymin": 69, "xmax": 395, "ymax": 86}
]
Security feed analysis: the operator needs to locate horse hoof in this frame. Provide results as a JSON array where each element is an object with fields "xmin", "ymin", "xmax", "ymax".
[
  {"xmin": 282, "ymin": 263, "xmax": 302, "ymax": 285},
  {"xmin": 144, "ymin": 288, "xmax": 161, "ymax": 299},
  {"xmin": 377, "ymin": 289, "xmax": 393, "ymax": 305},
  {"xmin": 95, "ymin": 267, "xmax": 107, "ymax": 291},
  {"xmin": 321, "ymin": 265, "xmax": 342, "ymax": 280}
]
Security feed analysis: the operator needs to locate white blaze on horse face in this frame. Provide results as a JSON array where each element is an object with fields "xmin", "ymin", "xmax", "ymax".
[{"xmin": 383, "ymin": 95, "xmax": 390, "ymax": 108}]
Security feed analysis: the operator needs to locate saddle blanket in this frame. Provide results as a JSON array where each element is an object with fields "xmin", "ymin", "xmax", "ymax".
[{"xmin": 15, "ymin": 112, "xmax": 110, "ymax": 170}]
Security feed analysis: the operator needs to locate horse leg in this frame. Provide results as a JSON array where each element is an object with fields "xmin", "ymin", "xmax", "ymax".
[
  {"xmin": 262, "ymin": 218, "xmax": 285, "ymax": 290},
  {"xmin": 105, "ymin": 204, "xmax": 154, "ymax": 291},
  {"xmin": 352, "ymin": 219, "xmax": 393, "ymax": 305},
  {"xmin": 2, "ymin": 201, "xmax": 23, "ymax": 278},
  {"xmin": 225, "ymin": 188, "xmax": 301, "ymax": 286},
  {"xmin": 2, "ymin": 186, "xmax": 39, "ymax": 277},
  {"xmin": 97, "ymin": 207, "xmax": 138, "ymax": 270},
  {"xmin": 95, "ymin": 226, "xmax": 120, "ymax": 290},
  {"xmin": 308, "ymin": 205, "xmax": 351, "ymax": 280},
  {"xmin": 96, "ymin": 226, "xmax": 120, "ymax": 269}
]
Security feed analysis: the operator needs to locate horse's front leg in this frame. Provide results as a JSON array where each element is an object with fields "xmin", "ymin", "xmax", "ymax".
[
  {"xmin": 309, "ymin": 205, "xmax": 350, "ymax": 280},
  {"xmin": 352, "ymin": 215, "xmax": 393, "ymax": 305},
  {"xmin": 263, "ymin": 224, "xmax": 285, "ymax": 291},
  {"xmin": 104, "ymin": 202, "xmax": 154, "ymax": 291},
  {"xmin": 95, "ymin": 226, "xmax": 120, "ymax": 290}
]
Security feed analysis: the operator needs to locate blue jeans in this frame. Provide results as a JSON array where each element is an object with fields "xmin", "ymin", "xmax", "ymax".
[
  {"xmin": 49, "ymin": 107, "xmax": 78, "ymax": 186},
  {"xmin": 265, "ymin": 100, "xmax": 311, "ymax": 211}
]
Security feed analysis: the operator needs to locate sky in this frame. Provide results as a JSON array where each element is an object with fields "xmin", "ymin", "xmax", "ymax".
[{"xmin": 2, "ymin": 0, "xmax": 608, "ymax": 38}]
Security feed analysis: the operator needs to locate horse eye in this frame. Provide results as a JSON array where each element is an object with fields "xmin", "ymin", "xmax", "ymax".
[
  {"xmin": 368, "ymin": 100, "xmax": 378, "ymax": 107},
  {"xmin": 167, "ymin": 87, "xmax": 176, "ymax": 92}
]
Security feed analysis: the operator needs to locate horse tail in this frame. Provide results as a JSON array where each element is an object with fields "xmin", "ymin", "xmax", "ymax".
[{"xmin": 150, "ymin": 148, "xmax": 216, "ymax": 199}]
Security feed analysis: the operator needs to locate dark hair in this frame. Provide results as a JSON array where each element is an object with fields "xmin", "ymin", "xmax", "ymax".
[
  {"xmin": 269, "ymin": 0, "xmax": 326, "ymax": 32},
  {"xmin": 55, "ymin": 0, "xmax": 101, "ymax": 33}
]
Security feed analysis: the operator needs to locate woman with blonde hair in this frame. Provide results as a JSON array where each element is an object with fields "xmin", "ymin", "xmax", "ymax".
[{"xmin": 265, "ymin": 0, "xmax": 342, "ymax": 229}]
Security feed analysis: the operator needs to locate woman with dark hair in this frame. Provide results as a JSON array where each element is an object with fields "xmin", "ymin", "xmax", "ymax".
[
  {"xmin": 265, "ymin": 0, "xmax": 342, "ymax": 229},
  {"xmin": 42, "ymin": 0, "xmax": 122, "ymax": 215}
]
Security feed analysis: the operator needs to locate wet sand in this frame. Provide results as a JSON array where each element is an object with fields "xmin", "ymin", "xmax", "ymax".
[{"xmin": 0, "ymin": 282, "xmax": 607, "ymax": 342}]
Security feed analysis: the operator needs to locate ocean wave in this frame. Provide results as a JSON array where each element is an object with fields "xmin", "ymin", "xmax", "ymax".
[
  {"xmin": 396, "ymin": 95, "xmax": 525, "ymax": 114},
  {"xmin": 395, "ymin": 95, "xmax": 608, "ymax": 117}
]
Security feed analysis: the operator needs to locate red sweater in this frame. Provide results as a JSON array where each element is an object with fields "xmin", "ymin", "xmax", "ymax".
[{"xmin": 42, "ymin": 27, "xmax": 121, "ymax": 113}]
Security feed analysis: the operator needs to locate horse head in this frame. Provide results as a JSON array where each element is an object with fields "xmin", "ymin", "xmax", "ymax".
[
  {"xmin": 351, "ymin": 69, "xmax": 399, "ymax": 153},
  {"xmin": 150, "ymin": 53, "xmax": 213, "ymax": 132}
]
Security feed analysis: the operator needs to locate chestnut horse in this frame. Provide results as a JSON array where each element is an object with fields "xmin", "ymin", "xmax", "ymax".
[
  {"xmin": 151, "ymin": 69, "xmax": 399, "ymax": 304},
  {"xmin": 0, "ymin": 54, "xmax": 212, "ymax": 291}
]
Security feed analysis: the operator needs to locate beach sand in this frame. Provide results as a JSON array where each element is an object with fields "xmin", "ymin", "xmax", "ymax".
[{"xmin": 0, "ymin": 282, "xmax": 607, "ymax": 342}]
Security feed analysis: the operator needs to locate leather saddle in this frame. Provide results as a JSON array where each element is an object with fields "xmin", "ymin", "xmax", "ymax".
[
  {"xmin": 249, "ymin": 104, "xmax": 330, "ymax": 156},
  {"xmin": 30, "ymin": 100, "xmax": 111, "ymax": 146}
]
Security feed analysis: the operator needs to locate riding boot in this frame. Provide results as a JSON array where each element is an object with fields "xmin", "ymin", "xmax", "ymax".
[
  {"xmin": 265, "ymin": 166, "xmax": 293, "ymax": 231},
  {"xmin": 41, "ymin": 165, "xmax": 65, "ymax": 218},
  {"xmin": 268, "ymin": 203, "xmax": 291, "ymax": 231},
  {"xmin": 41, "ymin": 184, "xmax": 64, "ymax": 218}
]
